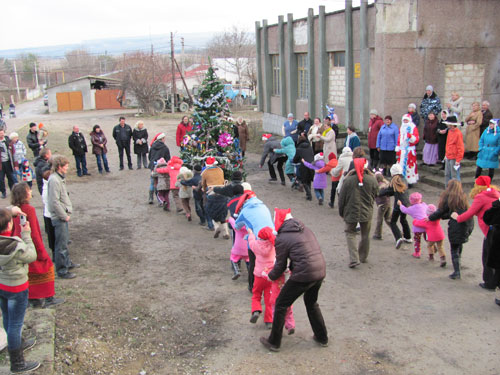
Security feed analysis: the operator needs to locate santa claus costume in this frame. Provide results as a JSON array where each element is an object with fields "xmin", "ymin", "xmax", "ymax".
[{"xmin": 396, "ymin": 114, "xmax": 419, "ymax": 184}]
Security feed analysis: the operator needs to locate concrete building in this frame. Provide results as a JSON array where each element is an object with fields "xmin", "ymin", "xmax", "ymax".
[{"xmin": 256, "ymin": 0, "xmax": 500, "ymax": 135}]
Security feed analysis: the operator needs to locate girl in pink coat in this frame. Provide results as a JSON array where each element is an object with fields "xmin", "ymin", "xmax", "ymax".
[
  {"xmin": 248, "ymin": 226, "xmax": 276, "ymax": 328},
  {"xmin": 413, "ymin": 204, "xmax": 447, "ymax": 267},
  {"xmin": 158, "ymin": 156, "xmax": 183, "ymax": 212},
  {"xmin": 227, "ymin": 217, "xmax": 249, "ymax": 280},
  {"xmin": 398, "ymin": 192, "xmax": 428, "ymax": 258}
]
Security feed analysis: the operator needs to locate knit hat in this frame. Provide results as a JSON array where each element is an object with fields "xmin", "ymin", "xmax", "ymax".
[
  {"xmin": 409, "ymin": 192, "xmax": 422, "ymax": 205},
  {"xmin": 353, "ymin": 158, "xmax": 366, "ymax": 186},
  {"xmin": 314, "ymin": 152, "xmax": 324, "ymax": 162},
  {"xmin": 426, "ymin": 204, "xmax": 437, "ymax": 216},
  {"xmin": 287, "ymin": 113, "xmax": 294, "ymax": 118},
  {"xmin": 342, "ymin": 146, "xmax": 352, "ymax": 154},
  {"xmin": 408, "ymin": 103, "xmax": 417, "ymax": 110},
  {"xmin": 233, "ymin": 185, "xmax": 244, "ymax": 195},
  {"xmin": 274, "ymin": 208, "xmax": 292, "ymax": 232},
  {"xmin": 241, "ymin": 182, "xmax": 252, "ymax": 191},
  {"xmin": 9, "ymin": 132, "xmax": 18, "ymax": 139},
  {"xmin": 205, "ymin": 156, "xmax": 217, "ymax": 166},
  {"xmin": 369, "ymin": 109, "xmax": 378, "ymax": 116},
  {"xmin": 475, "ymin": 176, "xmax": 491, "ymax": 190},
  {"xmin": 193, "ymin": 164, "xmax": 202, "ymax": 172},
  {"xmin": 262, "ymin": 133, "xmax": 272, "ymax": 141},
  {"xmin": 328, "ymin": 152, "xmax": 336, "ymax": 161},
  {"xmin": 258, "ymin": 226, "xmax": 276, "ymax": 246},
  {"xmin": 232, "ymin": 171, "xmax": 243, "ymax": 183},
  {"xmin": 426, "ymin": 85, "xmax": 433, "ymax": 91},
  {"xmin": 179, "ymin": 166, "xmax": 191, "ymax": 176},
  {"xmin": 390, "ymin": 163, "xmax": 403, "ymax": 176}
]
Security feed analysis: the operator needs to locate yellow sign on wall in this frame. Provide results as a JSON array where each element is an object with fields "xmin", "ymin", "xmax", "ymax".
[{"xmin": 354, "ymin": 63, "xmax": 361, "ymax": 78}]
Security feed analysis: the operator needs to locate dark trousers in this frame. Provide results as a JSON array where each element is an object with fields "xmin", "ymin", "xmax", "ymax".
[
  {"xmin": 390, "ymin": 208, "xmax": 411, "ymax": 241},
  {"xmin": 74, "ymin": 154, "xmax": 88, "ymax": 176},
  {"xmin": 247, "ymin": 249, "xmax": 255, "ymax": 291},
  {"xmin": 482, "ymin": 238, "xmax": 500, "ymax": 288},
  {"xmin": 43, "ymin": 216, "xmax": 56, "ymax": 261},
  {"xmin": 268, "ymin": 279, "xmax": 328, "ymax": 348},
  {"xmin": 268, "ymin": 158, "xmax": 285, "ymax": 182},
  {"xmin": 136, "ymin": 153, "xmax": 148, "ymax": 169},
  {"xmin": 194, "ymin": 197, "xmax": 206, "ymax": 224},
  {"xmin": 117, "ymin": 143, "xmax": 132, "ymax": 168},
  {"xmin": 369, "ymin": 148, "xmax": 379, "ymax": 169},
  {"xmin": 0, "ymin": 161, "xmax": 16, "ymax": 194},
  {"xmin": 475, "ymin": 166, "xmax": 495, "ymax": 180},
  {"xmin": 303, "ymin": 181, "xmax": 312, "ymax": 199},
  {"xmin": 329, "ymin": 181, "xmax": 339, "ymax": 206},
  {"xmin": 52, "ymin": 218, "xmax": 72, "ymax": 276}
]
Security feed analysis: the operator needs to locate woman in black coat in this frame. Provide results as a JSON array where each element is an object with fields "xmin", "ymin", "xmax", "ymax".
[
  {"xmin": 293, "ymin": 135, "xmax": 314, "ymax": 200},
  {"xmin": 132, "ymin": 121, "xmax": 149, "ymax": 169},
  {"xmin": 484, "ymin": 198, "xmax": 500, "ymax": 305},
  {"xmin": 437, "ymin": 110, "xmax": 449, "ymax": 169}
]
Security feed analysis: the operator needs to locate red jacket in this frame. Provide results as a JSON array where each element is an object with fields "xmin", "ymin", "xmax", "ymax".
[
  {"xmin": 176, "ymin": 123, "xmax": 192, "ymax": 147},
  {"xmin": 368, "ymin": 116, "xmax": 384, "ymax": 149},
  {"xmin": 157, "ymin": 156, "xmax": 183, "ymax": 189},
  {"xmin": 456, "ymin": 189, "xmax": 500, "ymax": 236},
  {"xmin": 413, "ymin": 217, "xmax": 445, "ymax": 242},
  {"xmin": 445, "ymin": 127, "xmax": 464, "ymax": 163}
]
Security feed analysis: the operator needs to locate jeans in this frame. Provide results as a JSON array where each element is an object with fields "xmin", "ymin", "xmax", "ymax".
[
  {"xmin": 137, "ymin": 153, "xmax": 148, "ymax": 169},
  {"xmin": 268, "ymin": 279, "xmax": 327, "ymax": 348},
  {"xmin": 389, "ymin": 208, "xmax": 411, "ymax": 241},
  {"xmin": 0, "ymin": 161, "xmax": 16, "ymax": 194},
  {"xmin": 314, "ymin": 189, "xmax": 324, "ymax": 201},
  {"xmin": 44, "ymin": 216, "xmax": 56, "ymax": 261},
  {"xmin": 345, "ymin": 221, "xmax": 372, "ymax": 263},
  {"xmin": 268, "ymin": 158, "xmax": 285, "ymax": 182},
  {"xmin": 444, "ymin": 158, "xmax": 460, "ymax": 187},
  {"xmin": 74, "ymin": 154, "xmax": 88, "ymax": 176},
  {"xmin": 95, "ymin": 153, "xmax": 110, "ymax": 173},
  {"xmin": 52, "ymin": 218, "xmax": 71, "ymax": 276},
  {"xmin": 194, "ymin": 197, "xmax": 206, "ymax": 224},
  {"xmin": 117, "ymin": 143, "xmax": 132, "ymax": 169},
  {"xmin": 0, "ymin": 289, "xmax": 28, "ymax": 350}
]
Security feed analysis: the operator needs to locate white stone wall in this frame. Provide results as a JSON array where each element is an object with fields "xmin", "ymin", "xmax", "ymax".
[
  {"xmin": 444, "ymin": 63, "xmax": 485, "ymax": 120},
  {"xmin": 328, "ymin": 67, "xmax": 346, "ymax": 107}
]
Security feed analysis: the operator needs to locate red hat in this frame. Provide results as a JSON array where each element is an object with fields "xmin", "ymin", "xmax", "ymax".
[
  {"xmin": 274, "ymin": 208, "xmax": 291, "ymax": 232},
  {"xmin": 258, "ymin": 227, "xmax": 275, "ymax": 246},
  {"xmin": 328, "ymin": 152, "xmax": 337, "ymax": 160},
  {"xmin": 150, "ymin": 132, "xmax": 165, "ymax": 146},
  {"xmin": 262, "ymin": 133, "xmax": 272, "ymax": 141},
  {"xmin": 205, "ymin": 156, "xmax": 217, "ymax": 166},
  {"xmin": 354, "ymin": 158, "xmax": 366, "ymax": 186},
  {"xmin": 475, "ymin": 176, "xmax": 491, "ymax": 188},
  {"xmin": 234, "ymin": 191, "xmax": 257, "ymax": 216},
  {"xmin": 38, "ymin": 123, "xmax": 44, "ymax": 129}
]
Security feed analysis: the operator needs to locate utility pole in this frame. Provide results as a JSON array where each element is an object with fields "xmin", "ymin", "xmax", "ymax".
[
  {"xmin": 13, "ymin": 61, "xmax": 20, "ymax": 101},
  {"xmin": 170, "ymin": 32, "xmax": 176, "ymax": 114},
  {"xmin": 34, "ymin": 59, "xmax": 39, "ymax": 89},
  {"xmin": 181, "ymin": 37, "xmax": 185, "ymax": 76}
]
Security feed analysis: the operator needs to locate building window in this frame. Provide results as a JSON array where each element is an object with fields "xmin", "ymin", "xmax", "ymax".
[
  {"xmin": 271, "ymin": 55, "xmax": 280, "ymax": 96},
  {"xmin": 297, "ymin": 53, "xmax": 308, "ymax": 99},
  {"xmin": 331, "ymin": 51, "xmax": 345, "ymax": 67}
]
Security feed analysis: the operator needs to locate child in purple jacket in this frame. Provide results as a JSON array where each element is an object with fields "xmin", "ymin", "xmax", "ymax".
[
  {"xmin": 302, "ymin": 152, "xmax": 328, "ymax": 205},
  {"xmin": 397, "ymin": 192, "xmax": 428, "ymax": 258}
]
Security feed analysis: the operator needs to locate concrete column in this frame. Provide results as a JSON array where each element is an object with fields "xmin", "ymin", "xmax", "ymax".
[
  {"xmin": 286, "ymin": 14, "xmax": 297, "ymax": 117},
  {"xmin": 318, "ymin": 5, "xmax": 328, "ymax": 120},
  {"xmin": 278, "ymin": 15, "xmax": 287, "ymax": 117},
  {"xmin": 255, "ymin": 21, "xmax": 264, "ymax": 112},
  {"xmin": 263, "ymin": 20, "xmax": 272, "ymax": 113},
  {"xmin": 359, "ymin": 0, "xmax": 370, "ymax": 132},
  {"xmin": 345, "ymin": 0, "xmax": 354, "ymax": 127},
  {"xmin": 307, "ymin": 8, "xmax": 315, "ymax": 117}
]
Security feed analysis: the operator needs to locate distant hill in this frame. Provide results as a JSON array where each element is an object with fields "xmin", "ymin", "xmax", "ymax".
[{"xmin": 0, "ymin": 32, "xmax": 217, "ymax": 58}]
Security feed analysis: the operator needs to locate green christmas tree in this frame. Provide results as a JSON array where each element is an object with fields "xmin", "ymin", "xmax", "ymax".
[{"xmin": 180, "ymin": 65, "xmax": 244, "ymax": 179}]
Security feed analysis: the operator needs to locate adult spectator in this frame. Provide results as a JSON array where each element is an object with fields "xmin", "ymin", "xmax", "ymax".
[
  {"xmin": 148, "ymin": 133, "xmax": 170, "ymax": 204},
  {"xmin": 0, "ymin": 128, "xmax": 17, "ymax": 199},
  {"xmin": 396, "ymin": 114, "xmax": 419, "ymax": 185},
  {"xmin": 236, "ymin": 117, "xmax": 249, "ymax": 158},
  {"xmin": 367, "ymin": 109, "xmax": 384, "ymax": 169},
  {"xmin": 339, "ymin": 158, "xmax": 379, "ymax": 268},
  {"xmin": 407, "ymin": 103, "xmax": 420, "ymax": 128},
  {"xmin": 328, "ymin": 113, "xmax": 340, "ymax": 139},
  {"xmin": 443, "ymin": 116, "xmax": 464, "ymax": 187},
  {"xmin": 11, "ymin": 183, "xmax": 64, "ymax": 308},
  {"xmin": 420, "ymin": 85, "xmax": 442, "ymax": 122},
  {"xmin": 34, "ymin": 148, "xmax": 52, "ymax": 195},
  {"xmin": 47, "ymin": 155, "xmax": 79, "ymax": 279},
  {"xmin": 260, "ymin": 208, "xmax": 328, "ymax": 352},
  {"xmin": 464, "ymin": 102, "xmax": 483, "ymax": 160},
  {"xmin": 480, "ymin": 100, "xmax": 493, "ymax": 135},
  {"xmin": 344, "ymin": 126, "xmax": 361, "ymax": 151},
  {"xmin": 376, "ymin": 115, "xmax": 399, "ymax": 176},
  {"xmin": 297, "ymin": 112, "xmax": 313, "ymax": 138},
  {"xmin": 307, "ymin": 118, "xmax": 324, "ymax": 155},
  {"xmin": 176, "ymin": 116, "xmax": 192, "ymax": 149},
  {"xmin": 260, "ymin": 134, "xmax": 286, "ymax": 185},
  {"xmin": 483, "ymin": 198, "xmax": 500, "ymax": 306},
  {"xmin": 112, "ymin": 116, "xmax": 133, "ymax": 170},
  {"xmin": 89, "ymin": 125, "xmax": 110, "ymax": 174},
  {"xmin": 476, "ymin": 119, "xmax": 500, "ymax": 180},
  {"xmin": 282, "ymin": 113, "xmax": 298, "ymax": 144},
  {"xmin": 422, "ymin": 111, "xmax": 439, "ymax": 166},
  {"xmin": 132, "ymin": 121, "xmax": 149, "ymax": 169},
  {"xmin": 68, "ymin": 125, "xmax": 90, "ymax": 177},
  {"xmin": 26, "ymin": 122, "xmax": 43, "ymax": 158},
  {"xmin": 446, "ymin": 91, "xmax": 464, "ymax": 122},
  {"xmin": 437, "ymin": 110, "xmax": 449, "ymax": 169},
  {"xmin": 319, "ymin": 118, "xmax": 337, "ymax": 161}
]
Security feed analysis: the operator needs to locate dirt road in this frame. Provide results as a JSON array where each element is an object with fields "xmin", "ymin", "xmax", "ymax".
[{"xmin": 3, "ymin": 103, "xmax": 499, "ymax": 375}]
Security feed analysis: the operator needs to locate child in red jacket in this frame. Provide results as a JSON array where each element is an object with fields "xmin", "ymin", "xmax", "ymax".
[{"xmin": 413, "ymin": 204, "xmax": 447, "ymax": 267}]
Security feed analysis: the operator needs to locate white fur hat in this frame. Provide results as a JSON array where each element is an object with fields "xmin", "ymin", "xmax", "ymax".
[
  {"xmin": 314, "ymin": 152, "xmax": 324, "ymax": 162},
  {"xmin": 241, "ymin": 182, "xmax": 252, "ymax": 191},
  {"xmin": 390, "ymin": 164, "xmax": 403, "ymax": 176}
]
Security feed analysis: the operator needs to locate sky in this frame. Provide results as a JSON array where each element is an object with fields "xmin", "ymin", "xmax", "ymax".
[{"xmin": 0, "ymin": 0, "xmax": 364, "ymax": 51}]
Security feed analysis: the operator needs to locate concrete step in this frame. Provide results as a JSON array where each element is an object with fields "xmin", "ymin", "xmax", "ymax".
[
  {"xmin": 418, "ymin": 171, "xmax": 500, "ymax": 190},
  {"xmin": 418, "ymin": 164, "xmax": 477, "ymax": 178}
]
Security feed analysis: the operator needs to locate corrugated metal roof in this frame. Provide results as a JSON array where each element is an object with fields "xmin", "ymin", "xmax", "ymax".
[{"xmin": 47, "ymin": 75, "xmax": 121, "ymax": 90}]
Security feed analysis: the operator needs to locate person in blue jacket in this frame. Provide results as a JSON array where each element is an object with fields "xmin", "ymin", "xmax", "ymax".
[
  {"xmin": 377, "ymin": 115, "xmax": 400, "ymax": 176},
  {"xmin": 476, "ymin": 119, "xmax": 500, "ymax": 180},
  {"xmin": 344, "ymin": 126, "xmax": 361, "ymax": 151},
  {"xmin": 274, "ymin": 137, "xmax": 296, "ymax": 183},
  {"xmin": 282, "ymin": 113, "xmax": 299, "ymax": 144}
]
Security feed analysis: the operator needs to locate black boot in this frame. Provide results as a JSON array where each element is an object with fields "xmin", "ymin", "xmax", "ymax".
[
  {"xmin": 449, "ymin": 254, "xmax": 461, "ymax": 280},
  {"xmin": 230, "ymin": 261, "xmax": 241, "ymax": 280},
  {"xmin": 148, "ymin": 191, "xmax": 154, "ymax": 205},
  {"xmin": 9, "ymin": 348, "xmax": 40, "ymax": 373}
]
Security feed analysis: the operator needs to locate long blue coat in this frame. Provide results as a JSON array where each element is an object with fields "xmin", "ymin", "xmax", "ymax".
[
  {"xmin": 274, "ymin": 137, "xmax": 296, "ymax": 175},
  {"xmin": 477, "ymin": 126, "xmax": 500, "ymax": 169}
]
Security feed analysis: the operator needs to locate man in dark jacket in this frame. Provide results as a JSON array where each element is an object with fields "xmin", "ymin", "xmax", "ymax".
[
  {"xmin": 260, "ymin": 134, "xmax": 286, "ymax": 185},
  {"xmin": 338, "ymin": 158, "xmax": 378, "ymax": 268},
  {"xmin": 480, "ymin": 101, "xmax": 493, "ymax": 135},
  {"xmin": 34, "ymin": 147, "xmax": 52, "ymax": 195},
  {"xmin": 68, "ymin": 126, "xmax": 90, "ymax": 177},
  {"xmin": 260, "ymin": 208, "xmax": 328, "ymax": 352},
  {"xmin": 0, "ymin": 128, "xmax": 17, "ymax": 198},
  {"xmin": 112, "ymin": 116, "xmax": 133, "ymax": 170},
  {"xmin": 297, "ymin": 112, "xmax": 313, "ymax": 138},
  {"xmin": 26, "ymin": 122, "xmax": 43, "ymax": 157},
  {"xmin": 147, "ymin": 133, "xmax": 171, "ymax": 204},
  {"xmin": 293, "ymin": 135, "xmax": 314, "ymax": 200},
  {"xmin": 484, "ymin": 199, "xmax": 500, "ymax": 306}
]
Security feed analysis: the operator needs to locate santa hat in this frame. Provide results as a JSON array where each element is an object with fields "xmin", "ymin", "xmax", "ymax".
[
  {"xmin": 150, "ymin": 132, "xmax": 165, "ymax": 146},
  {"xmin": 262, "ymin": 133, "xmax": 272, "ymax": 141},
  {"xmin": 233, "ymin": 191, "xmax": 257, "ymax": 216},
  {"xmin": 258, "ymin": 227, "xmax": 276, "ymax": 246},
  {"xmin": 353, "ymin": 158, "xmax": 366, "ymax": 186},
  {"xmin": 274, "ymin": 208, "xmax": 292, "ymax": 233},
  {"xmin": 314, "ymin": 152, "xmax": 324, "ymax": 162},
  {"xmin": 205, "ymin": 156, "xmax": 217, "ymax": 166},
  {"xmin": 390, "ymin": 163, "xmax": 403, "ymax": 176},
  {"xmin": 328, "ymin": 152, "xmax": 337, "ymax": 161},
  {"xmin": 402, "ymin": 113, "xmax": 413, "ymax": 123},
  {"xmin": 409, "ymin": 192, "xmax": 422, "ymax": 205},
  {"xmin": 475, "ymin": 175, "xmax": 492, "ymax": 191},
  {"xmin": 426, "ymin": 204, "xmax": 437, "ymax": 216}
]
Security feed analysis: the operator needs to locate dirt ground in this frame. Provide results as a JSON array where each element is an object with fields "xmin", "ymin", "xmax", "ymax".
[{"xmin": 3, "ymin": 99, "xmax": 500, "ymax": 375}]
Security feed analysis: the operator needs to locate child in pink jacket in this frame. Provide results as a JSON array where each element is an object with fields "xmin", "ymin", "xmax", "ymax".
[
  {"xmin": 158, "ymin": 156, "xmax": 183, "ymax": 212},
  {"xmin": 227, "ymin": 217, "xmax": 249, "ymax": 280},
  {"xmin": 398, "ymin": 192, "xmax": 428, "ymax": 258},
  {"xmin": 247, "ymin": 226, "xmax": 276, "ymax": 329},
  {"xmin": 413, "ymin": 204, "xmax": 447, "ymax": 267}
]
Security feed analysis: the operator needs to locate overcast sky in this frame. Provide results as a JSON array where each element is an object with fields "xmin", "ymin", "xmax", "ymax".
[{"xmin": 0, "ymin": 0, "xmax": 364, "ymax": 51}]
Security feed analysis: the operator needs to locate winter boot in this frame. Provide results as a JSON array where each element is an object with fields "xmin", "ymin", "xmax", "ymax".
[
  {"xmin": 9, "ymin": 348, "xmax": 40, "ymax": 373},
  {"xmin": 412, "ymin": 251, "xmax": 421, "ymax": 259},
  {"xmin": 231, "ymin": 261, "xmax": 241, "ymax": 280},
  {"xmin": 148, "ymin": 190, "xmax": 154, "ymax": 205},
  {"xmin": 440, "ymin": 256, "xmax": 447, "ymax": 268},
  {"xmin": 449, "ymin": 254, "xmax": 461, "ymax": 279}
]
